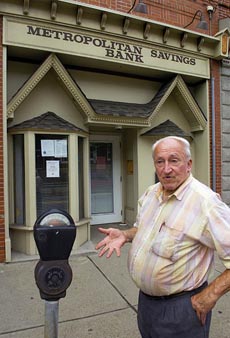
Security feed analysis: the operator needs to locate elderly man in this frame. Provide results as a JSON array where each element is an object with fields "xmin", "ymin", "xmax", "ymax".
[{"xmin": 96, "ymin": 136, "xmax": 230, "ymax": 338}]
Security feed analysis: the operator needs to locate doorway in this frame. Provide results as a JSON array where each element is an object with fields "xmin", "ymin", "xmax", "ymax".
[{"xmin": 90, "ymin": 135, "xmax": 122, "ymax": 225}]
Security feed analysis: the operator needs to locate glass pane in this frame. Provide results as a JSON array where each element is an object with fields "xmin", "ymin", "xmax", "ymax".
[
  {"xmin": 13, "ymin": 135, "xmax": 25, "ymax": 225},
  {"xmin": 36, "ymin": 135, "xmax": 69, "ymax": 217},
  {"xmin": 90, "ymin": 142, "xmax": 113, "ymax": 214}
]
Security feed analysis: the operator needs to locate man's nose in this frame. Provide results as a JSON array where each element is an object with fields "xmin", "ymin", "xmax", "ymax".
[{"xmin": 163, "ymin": 161, "xmax": 172, "ymax": 172}]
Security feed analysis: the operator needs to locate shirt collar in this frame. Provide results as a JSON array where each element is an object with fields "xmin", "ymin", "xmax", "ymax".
[{"xmin": 156, "ymin": 174, "xmax": 193, "ymax": 202}]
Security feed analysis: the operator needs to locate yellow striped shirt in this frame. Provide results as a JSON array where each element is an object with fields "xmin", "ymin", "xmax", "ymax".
[{"xmin": 128, "ymin": 175, "xmax": 230, "ymax": 296}]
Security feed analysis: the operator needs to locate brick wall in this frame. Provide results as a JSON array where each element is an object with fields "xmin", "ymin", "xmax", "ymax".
[
  {"xmin": 221, "ymin": 62, "xmax": 230, "ymax": 205},
  {"xmin": 0, "ymin": 16, "xmax": 5, "ymax": 262},
  {"xmin": 211, "ymin": 60, "xmax": 221, "ymax": 194},
  {"xmin": 75, "ymin": 0, "xmax": 220, "ymax": 34}
]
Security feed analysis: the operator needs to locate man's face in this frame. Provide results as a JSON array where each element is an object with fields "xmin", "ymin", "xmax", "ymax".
[{"xmin": 154, "ymin": 139, "xmax": 192, "ymax": 196}]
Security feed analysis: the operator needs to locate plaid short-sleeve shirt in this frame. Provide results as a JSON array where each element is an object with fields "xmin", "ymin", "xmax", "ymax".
[{"xmin": 128, "ymin": 175, "xmax": 230, "ymax": 296}]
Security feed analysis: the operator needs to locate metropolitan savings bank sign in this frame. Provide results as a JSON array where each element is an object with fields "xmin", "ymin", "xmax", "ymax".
[{"xmin": 3, "ymin": 18, "xmax": 209, "ymax": 78}]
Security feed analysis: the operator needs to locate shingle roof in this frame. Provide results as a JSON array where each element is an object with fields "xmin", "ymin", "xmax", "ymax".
[
  {"xmin": 142, "ymin": 119, "xmax": 192, "ymax": 137},
  {"xmin": 89, "ymin": 80, "xmax": 173, "ymax": 118},
  {"xmin": 8, "ymin": 112, "xmax": 84, "ymax": 132}
]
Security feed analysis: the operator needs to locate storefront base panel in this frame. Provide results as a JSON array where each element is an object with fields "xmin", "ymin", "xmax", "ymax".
[
  {"xmin": 10, "ymin": 226, "xmax": 37, "ymax": 256},
  {"xmin": 72, "ymin": 220, "xmax": 91, "ymax": 254}
]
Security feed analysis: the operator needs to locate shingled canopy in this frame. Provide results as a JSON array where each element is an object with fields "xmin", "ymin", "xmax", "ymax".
[
  {"xmin": 8, "ymin": 112, "xmax": 84, "ymax": 132},
  {"xmin": 141, "ymin": 119, "xmax": 193, "ymax": 138},
  {"xmin": 89, "ymin": 80, "xmax": 174, "ymax": 118}
]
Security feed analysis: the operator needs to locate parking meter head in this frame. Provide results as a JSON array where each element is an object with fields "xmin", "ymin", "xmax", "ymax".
[{"xmin": 34, "ymin": 209, "xmax": 76, "ymax": 261}]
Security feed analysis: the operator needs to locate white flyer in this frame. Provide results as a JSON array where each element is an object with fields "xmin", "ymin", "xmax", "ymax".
[
  {"xmin": 46, "ymin": 160, "xmax": 60, "ymax": 177},
  {"xmin": 41, "ymin": 140, "xmax": 55, "ymax": 157},
  {"xmin": 55, "ymin": 139, "xmax": 67, "ymax": 158}
]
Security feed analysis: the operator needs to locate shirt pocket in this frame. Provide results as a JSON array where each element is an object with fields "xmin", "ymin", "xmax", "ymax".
[{"xmin": 151, "ymin": 222, "xmax": 184, "ymax": 262}]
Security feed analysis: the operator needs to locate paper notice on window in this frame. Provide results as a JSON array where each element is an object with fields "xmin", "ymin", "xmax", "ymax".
[
  {"xmin": 41, "ymin": 140, "xmax": 55, "ymax": 157},
  {"xmin": 55, "ymin": 139, "xmax": 67, "ymax": 158},
  {"xmin": 46, "ymin": 160, "xmax": 60, "ymax": 178}
]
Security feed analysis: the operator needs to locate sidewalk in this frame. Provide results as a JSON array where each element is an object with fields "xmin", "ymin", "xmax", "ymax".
[{"xmin": 0, "ymin": 227, "xmax": 230, "ymax": 337}]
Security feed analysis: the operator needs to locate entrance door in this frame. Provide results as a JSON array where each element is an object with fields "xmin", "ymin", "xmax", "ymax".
[{"xmin": 90, "ymin": 135, "xmax": 122, "ymax": 225}]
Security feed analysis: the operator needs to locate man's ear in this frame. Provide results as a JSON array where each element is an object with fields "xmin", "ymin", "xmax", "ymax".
[{"xmin": 187, "ymin": 159, "xmax": 192, "ymax": 172}]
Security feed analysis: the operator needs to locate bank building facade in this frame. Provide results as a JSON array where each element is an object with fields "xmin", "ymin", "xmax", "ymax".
[{"xmin": 0, "ymin": 0, "xmax": 229, "ymax": 262}]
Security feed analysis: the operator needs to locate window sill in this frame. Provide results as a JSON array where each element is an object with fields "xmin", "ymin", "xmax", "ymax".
[{"xmin": 10, "ymin": 225, "xmax": 33, "ymax": 231}]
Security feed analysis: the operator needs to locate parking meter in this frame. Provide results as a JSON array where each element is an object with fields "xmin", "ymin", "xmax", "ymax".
[{"xmin": 34, "ymin": 209, "xmax": 76, "ymax": 301}]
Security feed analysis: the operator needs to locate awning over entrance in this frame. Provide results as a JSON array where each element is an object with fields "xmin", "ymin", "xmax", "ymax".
[{"xmin": 141, "ymin": 119, "xmax": 193, "ymax": 139}]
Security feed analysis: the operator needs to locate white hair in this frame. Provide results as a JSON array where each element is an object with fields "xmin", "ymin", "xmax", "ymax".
[{"xmin": 152, "ymin": 136, "xmax": 191, "ymax": 159}]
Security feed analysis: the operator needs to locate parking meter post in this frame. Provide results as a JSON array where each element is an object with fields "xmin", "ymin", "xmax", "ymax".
[{"xmin": 44, "ymin": 300, "xmax": 59, "ymax": 338}]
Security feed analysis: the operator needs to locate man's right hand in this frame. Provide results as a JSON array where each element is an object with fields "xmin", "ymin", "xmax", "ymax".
[{"xmin": 95, "ymin": 227, "xmax": 128, "ymax": 258}]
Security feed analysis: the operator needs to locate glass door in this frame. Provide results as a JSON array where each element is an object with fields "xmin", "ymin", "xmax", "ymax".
[{"xmin": 90, "ymin": 135, "xmax": 122, "ymax": 225}]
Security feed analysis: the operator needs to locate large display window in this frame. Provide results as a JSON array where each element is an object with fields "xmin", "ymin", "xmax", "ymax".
[
  {"xmin": 35, "ymin": 134, "xmax": 69, "ymax": 217},
  {"xmin": 13, "ymin": 134, "xmax": 25, "ymax": 225}
]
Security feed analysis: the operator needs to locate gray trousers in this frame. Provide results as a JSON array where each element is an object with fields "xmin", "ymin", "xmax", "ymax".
[{"xmin": 138, "ymin": 286, "xmax": 211, "ymax": 338}]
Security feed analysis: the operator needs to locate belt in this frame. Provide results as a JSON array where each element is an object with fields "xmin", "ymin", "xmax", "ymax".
[{"xmin": 141, "ymin": 281, "xmax": 208, "ymax": 300}]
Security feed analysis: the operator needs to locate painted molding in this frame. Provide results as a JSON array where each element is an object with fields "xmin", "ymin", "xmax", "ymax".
[{"xmin": 7, "ymin": 54, "xmax": 95, "ymax": 120}]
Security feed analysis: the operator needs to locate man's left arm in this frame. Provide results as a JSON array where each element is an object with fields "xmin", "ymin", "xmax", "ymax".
[{"xmin": 191, "ymin": 269, "xmax": 230, "ymax": 325}]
